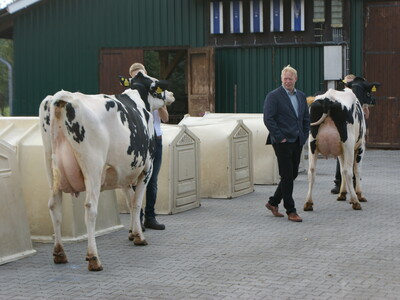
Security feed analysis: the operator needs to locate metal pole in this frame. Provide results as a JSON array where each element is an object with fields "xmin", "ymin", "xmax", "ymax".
[
  {"xmin": 233, "ymin": 84, "xmax": 237, "ymax": 113},
  {"xmin": 0, "ymin": 57, "xmax": 12, "ymax": 115}
]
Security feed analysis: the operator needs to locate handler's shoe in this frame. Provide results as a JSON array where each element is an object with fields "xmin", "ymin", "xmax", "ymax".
[
  {"xmin": 265, "ymin": 202, "xmax": 284, "ymax": 217},
  {"xmin": 330, "ymin": 184, "xmax": 340, "ymax": 194},
  {"xmin": 144, "ymin": 217, "xmax": 165, "ymax": 230},
  {"xmin": 288, "ymin": 212, "xmax": 303, "ymax": 222}
]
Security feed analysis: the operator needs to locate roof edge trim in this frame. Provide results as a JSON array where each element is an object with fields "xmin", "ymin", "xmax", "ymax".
[{"xmin": 7, "ymin": 0, "xmax": 41, "ymax": 14}]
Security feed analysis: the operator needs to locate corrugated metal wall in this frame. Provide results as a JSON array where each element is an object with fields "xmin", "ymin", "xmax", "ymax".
[
  {"xmin": 12, "ymin": 0, "xmax": 205, "ymax": 115},
  {"xmin": 215, "ymin": 46, "xmax": 325, "ymax": 113},
  {"xmin": 10, "ymin": 0, "xmax": 364, "ymax": 116}
]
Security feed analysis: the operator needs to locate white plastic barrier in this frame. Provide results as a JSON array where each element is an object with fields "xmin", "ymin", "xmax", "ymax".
[
  {"xmin": 117, "ymin": 124, "xmax": 201, "ymax": 215},
  {"xmin": 0, "ymin": 117, "xmax": 123, "ymax": 243},
  {"xmin": 0, "ymin": 139, "xmax": 36, "ymax": 265},
  {"xmin": 179, "ymin": 117, "xmax": 254, "ymax": 199},
  {"xmin": 202, "ymin": 113, "xmax": 279, "ymax": 185},
  {"xmin": 157, "ymin": 124, "xmax": 200, "ymax": 214}
]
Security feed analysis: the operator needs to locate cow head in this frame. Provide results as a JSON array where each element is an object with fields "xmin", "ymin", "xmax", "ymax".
[
  {"xmin": 128, "ymin": 71, "xmax": 175, "ymax": 111},
  {"xmin": 345, "ymin": 77, "xmax": 381, "ymax": 107}
]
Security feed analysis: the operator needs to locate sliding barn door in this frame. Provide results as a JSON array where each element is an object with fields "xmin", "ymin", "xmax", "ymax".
[{"xmin": 99, "ymin": 48, "xmax": 144, "ymax": 95}]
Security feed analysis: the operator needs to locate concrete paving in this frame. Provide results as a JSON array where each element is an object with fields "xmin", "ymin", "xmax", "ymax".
[{"xmin": 0, "ymin": 149, "xmax": 399, "ymax": 300}]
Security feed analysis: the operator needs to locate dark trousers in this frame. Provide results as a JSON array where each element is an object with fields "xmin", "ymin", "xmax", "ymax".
[
  {"xmin": 334, "ymin": 159, "xmax": 341, "ymax": 184},
  {"xmin": 141, "ymin": 137, "xmax": 163, "ymax": 219},
  {"xmin": 334, "ymin": 158, "xmax": 355, "ymax": 186},
  {"xmin": 269, "ymin": 140, "xmax": 302, "ymax": 214}
]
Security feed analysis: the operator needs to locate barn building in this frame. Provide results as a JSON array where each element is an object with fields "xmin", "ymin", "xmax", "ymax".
[{"xmin": 0, "ymin": 0, "xmax": 398, "ymax": 148}]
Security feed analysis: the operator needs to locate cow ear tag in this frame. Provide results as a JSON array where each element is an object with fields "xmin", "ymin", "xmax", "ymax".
[
  {"xmin": 119, "ymin": 76, "xmax": 130, "ymax": 87},
  {"xmin": 156, "ymin": 86, "xmax": 163, "ymax": 94},
  {"xmin": 371, "ymin": 85, "xmax": 377, "ymax": 92}
]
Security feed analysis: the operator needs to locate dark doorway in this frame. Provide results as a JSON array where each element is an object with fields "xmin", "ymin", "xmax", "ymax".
[{"xmin": 144, "ymin": 49, "xmax": 187, "ymax": 124}]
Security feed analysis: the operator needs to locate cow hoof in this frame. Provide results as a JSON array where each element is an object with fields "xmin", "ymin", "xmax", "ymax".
[
  {"xmin": 86, "ymin": 256, "xmax": 103, "ymax": 271},
  {"xmin": 357, "ymin": 194, "xmax": 368, "ymax": 202},
  {"xmin": 132, "ymin": 233, "xmax": 148, "ymax": 246},
  {"xmin": 53, "ymin": 245, "xmax": 68, "ymax": 264},
  {"xmin": 53, "ymin": 252, "xmax": 68, "ymax": 264},
  {"xmin": 88, "ymin": 263, "xmax": 103, "ymax": 272},
  {"xmin": 351, "ymin": 202, "xmax": 362, "ymax": 210},
  {"xmin": 303, "ymin": 203, "xmax": 313, "ymax": 211},
  {"xmin": 337, "ymin": 193, "xmax": 346, "ymax": 201},
  {"xmin": 134, "ymin": 240, "xmax": 148, "ymax": 246},
  {"xmin": 133, "ymin": 238, "xmax": 148, "ymax": 246}
]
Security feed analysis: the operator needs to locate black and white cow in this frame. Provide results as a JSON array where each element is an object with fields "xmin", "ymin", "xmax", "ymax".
[
  {"xmin": 39, "ymin": 71, "xmax": 174, "ymax": 271},
  {"xmin": 304, "ymin": 78, "xmax": 379, "ymax": 211}
]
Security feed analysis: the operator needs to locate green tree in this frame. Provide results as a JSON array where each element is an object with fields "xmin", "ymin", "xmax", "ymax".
[{"xmin": 0, "ymin": 39, "xmax": 13, "ymax": 115}]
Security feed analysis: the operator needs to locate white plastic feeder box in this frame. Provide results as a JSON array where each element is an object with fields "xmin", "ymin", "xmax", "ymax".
[
  {"xmin": 0, "ymin": 117, "xmax": 123, "ymax": 243},
  {"xmin": 179, "ymin": 116, "xmax": 254, "ymax": 199},
  {"xmin": 202, "ymin": 113, "xmax": 279, "ymax": 185}
]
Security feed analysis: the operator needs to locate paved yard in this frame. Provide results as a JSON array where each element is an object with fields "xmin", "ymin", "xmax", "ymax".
[{"xmin": 1, "ymin": 149, "xmax": 399, "ymax": 300}]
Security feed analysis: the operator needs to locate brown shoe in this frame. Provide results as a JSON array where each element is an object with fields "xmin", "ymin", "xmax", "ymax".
[
  {"xmin": 265, "ymin": 202, "xmax": 284, "ymax": 217},
  {"xmin": 288, "ymin": 212, "xmax": 302, "ymax": 222}
]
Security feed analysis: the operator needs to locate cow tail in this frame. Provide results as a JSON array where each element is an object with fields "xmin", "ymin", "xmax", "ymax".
[{"xmin": 311, "ymin": 113, "xmax": 328, "ymax": 126}]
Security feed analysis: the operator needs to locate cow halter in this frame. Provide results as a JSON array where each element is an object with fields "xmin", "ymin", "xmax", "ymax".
[{"xmin": 152, "ymin": 88, "xmax": 167, "ymax": 103}]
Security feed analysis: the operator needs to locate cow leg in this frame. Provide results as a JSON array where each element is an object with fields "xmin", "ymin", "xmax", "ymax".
[
  {"xmin": 353, "ymin": 148, "xmax": 367, "ymax": 202},
  {"xmin": 83, "ymin": 180, "xmax": 103, "ymax": 271},
  {"xmin": 128, "ymin": 175, "xmax": 148, "ymax": 246},
  {"xmin": 340, "ymin": 153, "xmax": 361, "ymax": 210},
  {"xmin": 48, "ymin": 191, "xmax": 68, "ymax": 264},
  {"xmin": 304, "ymin": 150, "xmax": 318, "ymax": 211},
  {"xmin": 120, "ymin": 187, "xmax": 143, "ymax": 242},
  {"xmin": 120, "ymin": 187, "xmax": 135, "ymax": 234}
]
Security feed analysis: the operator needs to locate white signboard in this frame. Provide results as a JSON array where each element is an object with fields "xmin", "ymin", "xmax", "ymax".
[{"xmin": 324, "ymin": 46, "xmax": 343, "ymax": 80}]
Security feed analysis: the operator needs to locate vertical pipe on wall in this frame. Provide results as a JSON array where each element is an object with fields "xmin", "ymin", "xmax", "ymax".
[{"xmin": 234, "ymin": 84, "xmax": 237, "ymax": 113}]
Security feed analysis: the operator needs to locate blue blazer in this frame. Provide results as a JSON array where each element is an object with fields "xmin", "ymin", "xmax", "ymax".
[{"xmin": 263, "ymin": 85, "xmax": 310, "ymax": 146}]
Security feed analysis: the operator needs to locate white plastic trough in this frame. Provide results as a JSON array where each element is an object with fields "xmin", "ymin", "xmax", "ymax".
[
  {"xmin": 0, "ymin": 117, "xmax": 123, "ymax": 243},
  {"xmin": 0, "ymin": 138, "xmax": 36, "ymax": 265},
  {"xmin": 202, "ymin": 113, "xmax": 279, "ymax": 185},
  {"xmin": 179, "ymin": 116, "xmax": 254, "ymax": 199}
]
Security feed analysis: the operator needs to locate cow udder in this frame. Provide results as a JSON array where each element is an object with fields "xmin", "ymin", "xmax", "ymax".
[
  {"xmin": 54, "ymin": 136, "xmax": 85, "ymax": 193},
  {"xmin": 316, "ymin": 117, "xmax": 342, "ymax": 158}
]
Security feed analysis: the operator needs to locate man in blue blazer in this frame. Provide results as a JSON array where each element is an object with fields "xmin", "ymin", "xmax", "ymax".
[{"xmin": 263, "ymin": 65, "xmax": 310, "ymax": 222}]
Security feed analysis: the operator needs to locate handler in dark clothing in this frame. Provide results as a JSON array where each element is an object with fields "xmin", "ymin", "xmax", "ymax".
[
  {"xmin": 263, "ymin": 65, "xmax": 310, "ymax": 222},
  {"xmin": 330, "ymin": 74, "xmax": 368, "ymax": 194}
]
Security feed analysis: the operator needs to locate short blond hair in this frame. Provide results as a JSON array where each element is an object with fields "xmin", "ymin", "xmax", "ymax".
[
  {"xmin": 344, "ymin": 74, "xmax": 356, "ymax": 83},
  {"xmin": 129, "ymin": 62, "xmax": 147, "ymax": 77},
  {"xmin": 281, "ymin": 64, "xmax": 297, "ymax": 78}
]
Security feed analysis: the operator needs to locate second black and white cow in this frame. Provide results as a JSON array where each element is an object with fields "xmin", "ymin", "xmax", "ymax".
[
  {"xmin": 304, "ymin": 78, "xmax": 379, "ymax": 211},
  {"xmin": 39, "ymin": 71, "xmax": 174, "ymax": 271}
]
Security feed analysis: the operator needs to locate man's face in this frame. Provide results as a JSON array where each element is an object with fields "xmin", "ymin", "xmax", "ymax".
[{"xmin": 281, "ymin": 71, "xmax": 297, "ymax": 92}]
